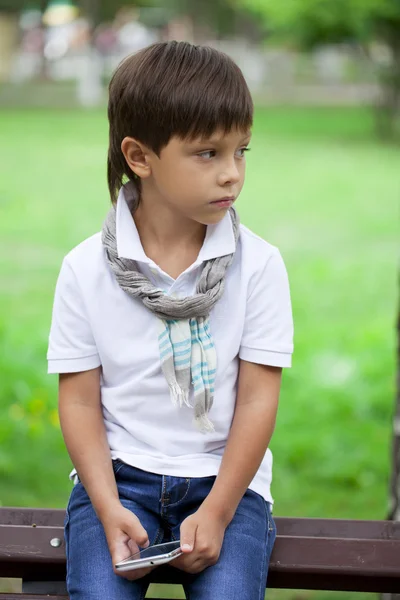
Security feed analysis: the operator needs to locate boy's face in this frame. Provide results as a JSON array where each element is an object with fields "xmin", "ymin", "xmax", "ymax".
[{"xmin": 144, "ymin": 127, "xmax": 251, "ymax": 225}]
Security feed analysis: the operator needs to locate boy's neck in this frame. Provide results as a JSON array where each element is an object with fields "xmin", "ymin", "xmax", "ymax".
[{"xmin": 132, "ymin": 185, "xmax": 206, "ymax": 276}]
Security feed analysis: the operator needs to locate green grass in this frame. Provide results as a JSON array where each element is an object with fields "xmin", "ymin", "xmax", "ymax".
[{"xmin": 0, "ymin": 106, "xmax": 398, "ymax": 599}]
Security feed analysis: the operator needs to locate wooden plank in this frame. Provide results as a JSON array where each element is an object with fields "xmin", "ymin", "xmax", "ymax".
[
  {"xmin": 0, "ymin": 596, "xmax": 167, "ymax": 600},
  {"xmin": 271, "ymin": 536, "xmax": 400, "ymax": 577},
  {"xmin": 3, "ymin": 532, "xmax": 399, "ymax": 590},
  {"xmin": 3, "ymin": 508, "xmax": 400, "ymax": 539},
  {"xmin": 2, "ymin": 514, "xmax": 400, "ymax": 592},
  {"xmin": 0, "ymin": 525, "xmax": 65, "ymax": 564},
  {"xmin": 1, "ymin": 589, "xmax": 168, "ymax": 600},
  {"xmin": 0, "ymin": 510, "xmax": 65, "ymax": 528},
  {"xmin": 2, "ymin": 523, "xmax": 400, "ymax": 574},
  {"xmin": 276, "ymin": 517, "xmax": 400, "ymax": 540},
  {"xmin": 0, "ymin": 597, "xmax": 167, "ymax": 600},
  {"xmin": 0, "ymin": 596, "xmax": 68, "ymax": 600}
]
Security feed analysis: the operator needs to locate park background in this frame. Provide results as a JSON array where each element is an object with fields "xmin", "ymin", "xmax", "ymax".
[{"xmin": 0, "ymin": 0, "xmax": 399, "ymax": 598}]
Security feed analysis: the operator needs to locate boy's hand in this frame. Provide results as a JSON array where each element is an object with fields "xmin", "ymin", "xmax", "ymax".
[
  {"xmin": 100, "ymin": 502, "xmax": 154, "ymax": 581},
  {"xmin": 170, "ymin": 505, "xmax": 227, "ymax": 574}
]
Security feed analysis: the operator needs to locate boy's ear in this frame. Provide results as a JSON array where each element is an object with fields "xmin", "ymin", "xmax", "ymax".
[{"xmin": 121, "ymin": 137, "xmax": 151, "ymax": 179}]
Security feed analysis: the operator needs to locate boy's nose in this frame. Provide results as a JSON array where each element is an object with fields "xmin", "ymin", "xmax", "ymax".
[{"xmin": 218, "ymin": 162, "xmax": 241, "ymax": 186}]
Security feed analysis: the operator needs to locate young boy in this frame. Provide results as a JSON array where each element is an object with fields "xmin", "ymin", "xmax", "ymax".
[{"xmin": 48, "ymin": 41, "xmax": 293, "ymax": 599}]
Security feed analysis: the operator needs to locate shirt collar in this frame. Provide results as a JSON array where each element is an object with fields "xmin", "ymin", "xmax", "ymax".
[
  {"xmin": 116, "ymin": 183, "xmax": 149, "ymax": 263},
  {"xmin": 115, "ymin": 182, "xmax": 236, "ymax": 264}
]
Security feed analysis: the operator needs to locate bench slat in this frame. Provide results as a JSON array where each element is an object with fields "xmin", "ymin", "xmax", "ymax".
[
  {"xmin": 2, "ymin": 508, "xmax": 400, "ymax": 540},
  {"xmin": 0, "ymin": 596, "xmax": 68, "ymax": 600},
  {"xmin": 276, "ymin": 517, "xmax": 400, "ymax": 539},
  {"xmin": 0, "ymin": 597, "xmax": 165, "ymax": 600},
  {"xmin": 1, "ymin": 523, "xmax": 400, "ymax": 591},
  {"xmin": 0, "ymin": 597, "xmax": 167, "ymax": 600},
  {"xmin": 0, "ymin": 509, "xmax": 64, "ymax": 528},
  {"xmin": 0, "ymin": 525, "xmax": 65, "ymax": 564}
]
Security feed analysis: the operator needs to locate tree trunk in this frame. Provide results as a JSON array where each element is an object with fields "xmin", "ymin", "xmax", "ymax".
[
  {"xmin": 375, "ymin": 69, "xmax": 400, "ymax": 140},
  {"xmin": 382, "ymin": 295, "xmax": 400, "ymax": 600},
  {"xmin": 388, "ymin": 302, "xmax": 400, "ymax": 521},
  {"xmin": 374, "ymin": 28, "xmax": 400, "ymax": 140},
  {"xmin": 76, "ymin": 0, "xmax": 103, "ymax": 108},
  {"xmin": 37, "ymin": 0, "xmax": 49, "ymax": 80},
  {"xmin": 80, "ymin": 0, "xmax": 101, "ymax": 30}
]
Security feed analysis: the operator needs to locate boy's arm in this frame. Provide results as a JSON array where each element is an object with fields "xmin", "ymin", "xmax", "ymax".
[
  {"xmin": 59, "ymin": 368, "xmax": 151, "ymax": 578},
  {"xmin": 58, "ymin": 368, "xmax": 121, "ymax": 519},
  {"xmin": 172, "ymin": 360, "xmax": 281, "ymax": 573},
  {"xmin": 201, "ymin": 360, "xmax": 282, "ymax": 523}
]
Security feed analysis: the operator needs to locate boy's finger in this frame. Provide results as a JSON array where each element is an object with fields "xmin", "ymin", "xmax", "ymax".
[
  {"xmin": 111, "ymin": 539, "xmax": 131, "ymax": 566},
  {"xmin": 180, "ymin": 519, "xmax": 197, "ymax": 552},
  {"xmin": 126, "ymin": 516, "xmax": 150, "ymax": 548}
]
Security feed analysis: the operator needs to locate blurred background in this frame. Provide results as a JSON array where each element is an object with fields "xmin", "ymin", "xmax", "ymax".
[{"xmin": 0, "ymin": 0, "xmax": 399, "ymax": 598}]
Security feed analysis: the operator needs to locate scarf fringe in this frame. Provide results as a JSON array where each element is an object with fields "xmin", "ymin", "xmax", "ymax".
[
  {"xmin": 169, "ymin": 381, "xmax": 191, "ymax": 408},
  {"xmin": 194, "ymin": 413, "xmax": 215, "ymax": 434}
]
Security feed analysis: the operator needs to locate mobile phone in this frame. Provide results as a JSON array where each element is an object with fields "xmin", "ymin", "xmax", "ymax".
[{"xmin": 114, "ymin": 540, "xmax": 183, "ymax": 572}]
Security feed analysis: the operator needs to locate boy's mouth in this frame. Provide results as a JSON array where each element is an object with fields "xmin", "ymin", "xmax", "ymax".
[{"xmin": 210, "ymin": 196, "xmax": 235, "ymax": 207}]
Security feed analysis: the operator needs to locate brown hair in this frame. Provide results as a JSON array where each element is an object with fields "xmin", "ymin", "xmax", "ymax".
[{"xmin": 107, "ymin": 41, "xmax": 253, "ymax": 204}]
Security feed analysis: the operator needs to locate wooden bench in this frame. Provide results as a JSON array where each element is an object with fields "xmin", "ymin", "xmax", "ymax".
[{"xmin": 1, "ymin": 507, "xmax": 400, "ymax": 598}]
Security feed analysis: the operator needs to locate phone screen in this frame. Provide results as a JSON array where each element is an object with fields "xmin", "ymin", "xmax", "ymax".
[{"xmin": 117, "ymin": 540, "xmax": 181, "ymax": 564}]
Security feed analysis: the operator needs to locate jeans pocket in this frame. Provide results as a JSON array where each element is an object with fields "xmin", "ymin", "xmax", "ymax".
[
  {"xmin": 266, "ymin": 503, "xmax": 275, "ymax": 533},
  {"xmin": 64, "ymin": 507, "xmax": 70, "ymax": 557},
  {"xmin": 64, "ymin": 496, "xmax": 72, "ymax": 591},
  {"xmin": 112, "ymin": 458, "xmax": 126, "ymax": 477},
  {"xmin": 265, "ymin": 502, "xmax": 277, "ymax": 560}
]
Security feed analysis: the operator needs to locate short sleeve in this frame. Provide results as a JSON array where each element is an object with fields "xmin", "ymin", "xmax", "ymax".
[
  {"xmin": 47, "ymin": 258, "xmax": 101, "ymax": 374},
  {"xmin": 239, "ymin": 248, "xmax": 294, "ymax": 368}
]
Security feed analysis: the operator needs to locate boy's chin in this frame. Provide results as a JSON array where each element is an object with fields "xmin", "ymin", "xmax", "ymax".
[{"xmin": 197, "ymin": 206, "xmax": 232, "ymax": 226}]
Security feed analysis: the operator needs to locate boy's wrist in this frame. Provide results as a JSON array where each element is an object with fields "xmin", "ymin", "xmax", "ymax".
[
  {"xmin": 94, "ymin": 495, "xmax": 121, "ymax": 522},
  {"xmin": 200, "ymin": 494, "xmax": 236, "ymax": 527}
]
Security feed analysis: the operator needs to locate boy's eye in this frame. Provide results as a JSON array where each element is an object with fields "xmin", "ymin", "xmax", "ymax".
[
  {"xmin": 197, "ymin": 150, "xmax": 216, "ymax": 159},
  {"xmin": 197, "ymin": 147, "xmax": 251, "ymax": 160},
  {"xmin": 236, "ymin": 147, "xmax": 251, "ymax": 158}
]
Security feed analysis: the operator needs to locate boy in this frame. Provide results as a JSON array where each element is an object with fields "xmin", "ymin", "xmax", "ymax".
[{"xmin": 48, "ymin": 41, "xmax": 294, "ymax": 599}]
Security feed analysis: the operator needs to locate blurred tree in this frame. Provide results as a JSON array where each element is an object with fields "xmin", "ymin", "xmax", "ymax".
[
  {"xmin": 171, "ymin": 0, "xmax": 237, "ymax": 39},
  {"xmin": 384, "ymin": 303, "xmax": 400, "ymax": 600},
  {"xmin": 80, "ymin": 0, "xmax": 159, "ymax": 27},
  {"xmin": 0, "ymin": 0, "xmax": 156, "ymax": 26},
  {"xmin": 234, "ymin": 0, "xmax": 400, "ymax": 138},
  {"xmin": 184, "ymin": 0, "xmax": 262, "ymax": 41},
  {"xmin": 78, "ymin": 0, "xmax": 258, "ymax": 40},
  {"xmin": 80, "ymin": 0, "xmax": 99, "ymax": 28},
  {"xmin": 0, "ymin": 0, "xmax": 46, "ymax": 11}
]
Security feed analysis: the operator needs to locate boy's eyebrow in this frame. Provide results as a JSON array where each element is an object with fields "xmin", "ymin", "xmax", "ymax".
[
  {"xmin": 240, "ymin": 132, "xmax": 252, "ymax": 142},
  {"xmin": 190, "ymin": 131, "xmax": 252, "ymax": 145}
]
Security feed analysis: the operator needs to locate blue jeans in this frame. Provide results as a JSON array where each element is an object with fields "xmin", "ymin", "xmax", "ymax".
[{"xmin": 65, "ymin": 459, "xmax": 277, "ymax": 599}]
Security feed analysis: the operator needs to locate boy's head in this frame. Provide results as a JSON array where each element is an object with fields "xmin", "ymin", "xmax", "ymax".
[{"xmin": 108, "ymin": 41, "xmax": 253, "ymax": 224}]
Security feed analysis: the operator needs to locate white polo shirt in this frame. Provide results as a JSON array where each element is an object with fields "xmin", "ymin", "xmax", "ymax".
[{"xmin": 47, "ymin": 187, "xmax": 294, "ymax": 504}]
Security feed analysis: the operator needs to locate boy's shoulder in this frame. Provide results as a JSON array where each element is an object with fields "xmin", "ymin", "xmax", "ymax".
[
  {"xmin": 63, "ymin": 232, "xmax": 104, "ymax": 274},
  {"xmin": 239, "ymin": 223, "xmax": 281, "ymax": 267}
]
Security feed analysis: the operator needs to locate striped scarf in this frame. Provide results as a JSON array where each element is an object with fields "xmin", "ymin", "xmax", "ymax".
[
  {"xmin": 102, "ymin": 184, "xmax": 240, "ymax": 433},
  {"xmin": 157, "ymin": 317, "xmax": 216, "ymax": 432}
]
